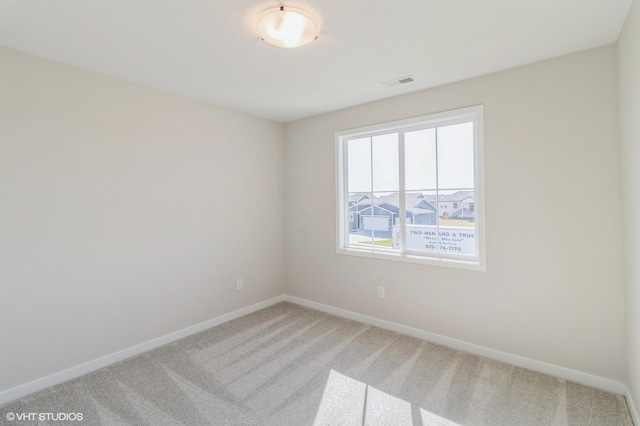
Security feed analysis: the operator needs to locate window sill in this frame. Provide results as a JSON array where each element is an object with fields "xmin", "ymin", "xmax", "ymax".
[{"xmin": 337, "ymin": 246, "xmax": 486, "ymax": 272}]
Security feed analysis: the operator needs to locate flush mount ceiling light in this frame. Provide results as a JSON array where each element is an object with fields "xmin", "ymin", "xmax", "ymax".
[{"xmin": 255, "ymin": 6, "xmax": 319, "ymax": 48}]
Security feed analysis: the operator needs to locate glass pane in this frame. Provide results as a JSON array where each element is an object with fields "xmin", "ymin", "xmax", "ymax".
[
  {"xmin": 347, "ymin": 192, "xmax": 373, "ymax": 249},
  {"xmin": 372, "ymin": 133, "xmax": 399, "ymax": 192},
  {"xmin": 348, "ymin": 192, "xmax": 398, "ymax": 252},
  {"xmin": 404, "ymin": 191, "xmax": 439, "ymax": 253},
  {"xmin": 437, "ymin": 122, "xmax": 474, "ymax": 190},
  {"xmin": 347, "ymin": 137, "xmax": 371, "ymax": 193},
  {"xmin": 438, "ymin": 189, "xmax": 476, "ymax": 256},
  {"xmin": 369, "ymin": 192, "xmax": 399, "ymax": 251},
  {"xmin": 403, "ymin": 190, "xmax": 477, "ymax": 256},
  {"xmin": 405, "ymin": 128, "xmax": 436, "ymax": 191}
]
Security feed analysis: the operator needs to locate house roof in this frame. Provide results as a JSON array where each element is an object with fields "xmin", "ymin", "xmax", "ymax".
[
  {"xmin": 356, "ymin": 193, "xmax": 435, "ymax": 215},
  {"xmin": 349, "ymin": 193, "xmax": 370, "ymax": 203},
  {"xmin": 351, "ymin": 190, "xmax": 478, "ymax": 216},
  {"xmin": 424, "ymin": 191, "xmax": 475, "ymax": 203}
]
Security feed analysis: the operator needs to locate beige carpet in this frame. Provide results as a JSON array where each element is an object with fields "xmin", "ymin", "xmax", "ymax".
[{"xmin": 0, "ymin": 302, "xmax": 634, "ymax": 425}]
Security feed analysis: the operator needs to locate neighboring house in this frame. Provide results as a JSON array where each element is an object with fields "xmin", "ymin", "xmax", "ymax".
[
  {"xmin": 424, "ymin": 190, "xmax": 475, "ymax": 220},
  {"xmin": 348, "ymin": 193, "xmax": 372, "ymax": 230},
  {"xmin": 349, "ymin": 191, "xmax": 474, "ymax": 236},
  {"xmin": 349, "ymin": 193, "xmax": 437, "ymax": 236},
  {"xmin": 348, "ymin": 193, "xmax": 370, "ymax": 207}
]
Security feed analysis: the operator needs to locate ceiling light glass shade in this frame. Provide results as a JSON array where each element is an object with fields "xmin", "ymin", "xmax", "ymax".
[{"xmin": 255, "ymin": 6, "xmax": 319, "ymax": 48}]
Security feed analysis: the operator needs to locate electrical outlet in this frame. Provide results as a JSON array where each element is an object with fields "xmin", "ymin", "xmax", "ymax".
[
  {"xmin": 237, "ymin": 279, "xmax": 244, "ymax": 290},
  {"xmin": 377, "ymin": 286, "xmax": 385, "ymax": 299}
]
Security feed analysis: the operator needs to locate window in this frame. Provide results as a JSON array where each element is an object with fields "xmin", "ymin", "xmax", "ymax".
[{"xmin": 336, "ymin": 105, "xmax": 485, "ymax": 270}]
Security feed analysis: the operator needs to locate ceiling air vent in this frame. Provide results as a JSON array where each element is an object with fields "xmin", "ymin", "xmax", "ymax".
[{"xmin": 382, "ymin": 75, "xmax": 415, "ymax": 88}]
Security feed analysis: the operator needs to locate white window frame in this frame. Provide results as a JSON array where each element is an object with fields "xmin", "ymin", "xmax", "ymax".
[{"xmin": 335, "ymin": 105, "xmax": 486, "ymax": 271}]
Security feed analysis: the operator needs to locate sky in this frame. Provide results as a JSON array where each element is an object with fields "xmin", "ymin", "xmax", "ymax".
[{"xmin": 347, "ymin": 122, "xmax": 475, "ymax": 194}]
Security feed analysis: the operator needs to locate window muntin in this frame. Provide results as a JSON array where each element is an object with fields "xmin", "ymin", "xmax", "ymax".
[{"xmin": 336, "ymin": 106, "xmax": 485, "ymax": 270}]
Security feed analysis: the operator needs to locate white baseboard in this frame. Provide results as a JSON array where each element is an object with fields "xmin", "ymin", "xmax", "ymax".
[
  {"xmin": 0, "ymin": 296, "xmax": 285, "ymax": 406},
  {"xmin": 627, "ymin": 386, "xmax": 639, "ymax": 425},
  {"xmin": 284, "ymin": 295, "xmax": 627, "ymax": 395}
]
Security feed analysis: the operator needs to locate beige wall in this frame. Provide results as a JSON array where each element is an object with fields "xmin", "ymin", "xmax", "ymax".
[
  {"xmin": 0, "ymin": 46, "xmax": 285, "ymax": 392},
  {"xmin": 619, "ymin": 0, "xmax": 640, "ymax": 414},
  {"xmin": 285, "ymin": 45, "xmax": 625, "ymax": 381},
  {"xmin": 0, "ymin": 32, "xmax": 631, "ymax": 401}
]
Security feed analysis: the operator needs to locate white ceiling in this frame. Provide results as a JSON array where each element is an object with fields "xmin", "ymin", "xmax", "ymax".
[{"xmin": 0, "ymin": 0, "xmax": 632, "ymax": 122}]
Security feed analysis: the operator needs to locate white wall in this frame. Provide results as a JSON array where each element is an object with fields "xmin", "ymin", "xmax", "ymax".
[
  {"xmin": 0, "ymin": 46, "xmax": 285, "ymax": 393},
  {"xmin": 619, "ymin": 0, "xmax": 640, "ymax": 416},
  {"xmin": 285, "ymin": 45, "xmax": 625, "ymax": 382}
]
